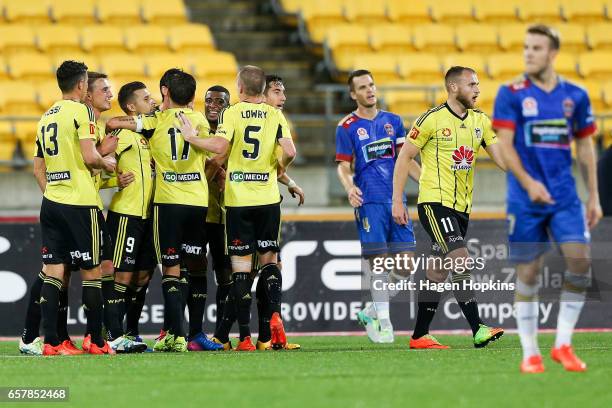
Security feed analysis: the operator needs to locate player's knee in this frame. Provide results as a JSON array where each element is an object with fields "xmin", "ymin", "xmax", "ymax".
[
  {"xmin": 114, "ymin": 271, "xmax": 132, "ymax": 285},
  {"xmin": 231, "ymin": 257, "xmax": 251, "ymax": 273},
  {"xmin": 515, "ymin": 278, "xmax": 540, "ymax": 302},
  {"xmin": 426, "ymin": 266, "xmax": 448, "ymax": 283},
  {"xmin": 566, "ymin": 258, "xmax": 591, "ymax": 275},
  {"xmin": 563, "ymin": 269, "xmax": 591, "ymax": 292}
]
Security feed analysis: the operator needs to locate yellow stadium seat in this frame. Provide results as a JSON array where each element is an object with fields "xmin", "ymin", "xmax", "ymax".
[
  {"xmin": 140, "ymin": 79, "xmax": 163, "ymax": 105},
  {"xmin": 0, "ymin": 25, "xmax": 37, "ymax": 55},
  {"xmin": 576, "ymin": 80, "xmax": 604, "ymax": 111},
  {"xmin": 13, "ymin": 120, "xmax": 37, "ymax": 147},
  {"xmin": 36, "ymin": 25, "xmax": 82, "ymax": 56},
  {"xmin": 51, "ymin": 54, "xmax": 100, "ymax": 73},
  {"xmin": 125, "ymin": 26, "xmax": 169, "ymax": 54},
  {"xmin": 190, "ymin": 52, "xmax": 239, "ymax": 83},
  {"xmin": 302, "ymin": 0, "xmax": 347, "ymax": 44},
  {"xmin": 95, "ymin": 0, "xmax": 142, "ymax": 25},
  {"xmin": 476, "ymin": 80, "xmax": 502, "ymax": 115},
  {"xmin": 412, "ymin": 24, "xmax": 457, "ymax": 54},
  {"xmin": 473, "ymin": 1, "xmax": 518, "ymax": 23},
  {"xmin": 442, "ymin": 54, "xmax": 487, "ymax": 76},
  {"xmin": 498, "ymin": 23, "xmax": 528, "ymax": 52},
  {"xmin": 555, "ymin": 24, "xmax": 587, "ymax": 53},
  {"xmin": 382, "ymin": 87, "xmax": 433, "ymax": 117},
  {"xmin": 369, "ymin": 24, "xmax": 414, "ymax": 54},
  {"xmin": 168, "ymin": 24, "xmax": 215, "ymax": 54},
  {"xmin": 578, "ymin": 52, "xmax": 612, "ymax": 80},
  {"xmin": 280, "ymin": 0, "xmax": 302, "ymax": 14},
  {"xmin": 351, "ymin": 53, "xmax": 399, "ymax": 84},
  {"xmin": 487, "ymin": 53, "xmax": 525, "ymax": 80},
  {"xmin": 0, "ymin": 57, "xmax": 9, "ymax": 81},
  {"xmin": 326, "ymin": 25, "xmax": 371, "ymax": 71},
  {"xmin": 82, "ymin": 26, "xmax": 126, "ymax": 54},
  {"xmin": 561, "ymin": 0, "xmax": 606, "ymax": 23},
  {"xmin": 456, "ymin": 24, "xmax": 500, "ymax": 53},
  {"xmin": 99, "ymin": 54, "xmax": 147, "ymax": 84},
  {"xmin": 4, "ymin": 0, "xmax": 51, "ymax": 24},
  {"xmin": 344, "ymin": 0, "xmax": 388, "ymax": 25},
  {"xmin": 142, "ymin": 0, "xmax": 187, "ymax": 25},
  {"xmin": 387, "ymin": 0, "xmax": 431, "ymax": 24},
  {"xmin": 0, "ymin": 121, "xmax": 16, "ymax": 161},
  {"xmin": 555, "ymin": 53, "xmax": 579, "ymax": 80},
  {"xmin": 518, "ymin": 1, "xmax": 563, "ymax": 22},
  {"xmin": 587, "ymin": 23, "xmax": 612, "ymax": 51},
  {"xmin": 51, "ymin": 0, "xmax": 96, "ymax": 24},
  {"xmin": 429, "ymin": 0, "xmax": 474, "ymax": 24},
  {"xmin": 37, "ymin": 81, "xmax": 62, "ymax": 111},
  {"xmin": 398, "ymin": 54, "xmax": 442, "ymax": 82},
  {"xmin": 0, "ymin": 81, "xmax": 41, "ymax": 115},
  {"xmin": 8, "ymin": 54, "xmax": 54, "ymax": 82},
  {"xmin": 603, "ymin": 82, "xmax": 612, "ymax": 110},
  {"xmin": 145, "ymin": 54, "xmax": 186, "ymax": 79}
]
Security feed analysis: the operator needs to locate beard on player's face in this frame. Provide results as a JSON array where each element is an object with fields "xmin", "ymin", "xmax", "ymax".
[{"xmin": 457, "ymin": 92, "xmax": 475, "ymax": 110}]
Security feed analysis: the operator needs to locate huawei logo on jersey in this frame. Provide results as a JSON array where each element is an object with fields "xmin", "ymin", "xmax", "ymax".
[{"xmin": 450, "ymin": 145, "xmax": 474, "ymax": 171}]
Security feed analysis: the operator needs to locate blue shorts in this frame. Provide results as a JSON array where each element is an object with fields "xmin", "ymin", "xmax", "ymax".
[
  {"xmin": 355, "ymin": 203, "xmax": 416, "ymax": 256},
  {"xmin": 507, "ymin": 196, "xmax": 590, "ymax": 263}
]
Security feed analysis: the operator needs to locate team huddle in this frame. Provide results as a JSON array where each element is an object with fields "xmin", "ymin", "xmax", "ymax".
[
  {"xmin": 20, "ymin": 62, "xmax": 303, "ymax": 355},
  {"xmin": 19, "ymin": 23, "xmax": 601, "ymax": 372},
  {"xmin": 336, "ymin": 24, "xmax": 600, "ymax": 373}
]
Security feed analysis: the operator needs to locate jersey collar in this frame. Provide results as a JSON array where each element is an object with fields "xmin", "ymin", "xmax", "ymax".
[{"xmin": 444, "ymin": 102, "xmax": 468, "ymax": 121}]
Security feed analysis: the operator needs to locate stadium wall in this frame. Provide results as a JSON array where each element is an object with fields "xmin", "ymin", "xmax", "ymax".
[{"xmin": 1, "ymin": 219, "xmax": 611, "ymax": 336}]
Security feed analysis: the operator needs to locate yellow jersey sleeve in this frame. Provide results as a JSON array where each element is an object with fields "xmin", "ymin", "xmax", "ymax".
[
  {"xmin": 77, "ymin": 104, "xmax": 96, "ymax": 140},
  {"xmin": 277, "ymin": 111, "xmax": 292, "ymax": 140},
  {"xmin": 216, "ymin": 108, "xmax": 235, "ymax": 142},
  {"xmin": 408, "ymin": 114, "xmax": 434, "ymax": 149},
  {"xmin": 481, "ymin": 114, "xmax": 498, "ymax": 147},
  {"xmin": 139, "ymin": 112, "xmax": 159, "ymax": 139}
]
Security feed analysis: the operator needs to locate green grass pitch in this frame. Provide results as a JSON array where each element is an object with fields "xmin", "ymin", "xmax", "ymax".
[{"xmin": 1, "ymin": 333, "xmax": 610, "ymax": 408}]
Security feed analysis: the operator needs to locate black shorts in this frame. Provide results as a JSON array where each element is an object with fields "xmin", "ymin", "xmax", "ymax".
[
  {"xmin": 205, "ymin": 222, "xmax": 232, "ymax": 284},
  {"xmin": 107, "ymin": 211, "xmax": 157, "ymax": 272},
  {"xmin": 417, "ymin": 203, "xmax": 469, "ymax": 257},
  {"xmin": 226, "ymin": 203, "xmax": 281, "ymax": 257},
  {"xmin": 97, "ymin": 210, "xmax": 113, "ymax": 262},
  {"xmin": 40, "ymin": 197, "xmax": 101, "ymax": 269},
  {"xmin": 153, "ymin": 204, "xmax": 207, "ymax": 267}
]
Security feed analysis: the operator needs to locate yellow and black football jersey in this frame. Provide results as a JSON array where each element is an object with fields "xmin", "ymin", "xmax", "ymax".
[
  {"xmin": 408, "ymin": 103, "xmax": 497, "ymax": 213},
  {"xmin": 216, "ymin": 102, "xmax": 292, "ymax": 207}
]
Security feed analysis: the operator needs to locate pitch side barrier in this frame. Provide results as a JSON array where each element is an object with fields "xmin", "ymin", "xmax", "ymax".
[{"xmin": 0, "ymin": 216, "xmax": 611, "ymax": 336}]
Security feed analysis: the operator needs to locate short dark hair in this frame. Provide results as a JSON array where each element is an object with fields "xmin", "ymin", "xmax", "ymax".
[
  {"xmin": 264, "ymin": 74, "xmax": 283, "ymax": 94},
  {"xmin": 159, "ymin": 68, "xmax": 182, "ymax": 98},
  {"xmin": 87, "ymin": 71, "xmax": 108, "ymax": 92},
  {"xmin": 168, "ymin": 70, "xmax": 196, "ymax": 106},
  {"xmin": 348, "ymin": 69, "xmax": 373, "ymax": 91},
  {"xmin": 206, "ymin": 85, "xmax": 230, "ymax": 95},
  {"xmin": 527, "ymin": 24, "xmax": 560, "ymax": 50},
  {"xmin": 118, "ymin": 81, "xmax": 147, "ymax": 115},
  {"xmin": 56, "ymin": 60, "xmax": 88, "ymax": 93},
  {"xmin": 444, "ymin": 66, "xmax": 476, "ymax": 89},
  {"xmin": 238, "ymin": 65, "xmax": 266, "ymax": 96}
]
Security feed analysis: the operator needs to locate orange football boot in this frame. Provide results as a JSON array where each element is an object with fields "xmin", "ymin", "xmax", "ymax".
[
  {"xmin": 235, "ymin": 336, "xmax": 256, "ymax": 351},
  {"xmin": 520, "ymin": 355, "xmax": 545, "ymax": 373},
  {"xmin": 270, "ymin": 312, "xmax": 287, "ymax": 350},
  {"xmin": 409, "ymin": 334, "xmax": 450, "ymax": 349},
  {"xmin": 60, "ymin": 340, "xmax": 84, "ymax": 355},
  {"xmin": 551, "ymin": 345, "xmax": 587, "ymax": 372},
  {"xmin": 88, "ymin": 341, "xmax": 116, "ymax": 355}
]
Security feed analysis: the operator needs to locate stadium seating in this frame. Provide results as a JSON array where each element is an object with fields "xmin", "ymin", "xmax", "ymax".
[
  {"xmin": 498, "ymin": 24, "xmax": 528, "ymax": 52},
  {"xmin": 141, "ymin": 0, "xmax": 187, "ymax": 25},
  {"xmin": 369, "ymin": 24, "xmax": 414, "ymax": 54},
  {"xmin": 36, "ymin": 25, "xmax": 83, "ymax": 57},
  {"xmin": 168, "ymin": 24, "xmax": 215, "ymax": 54},
  {"xmin": 0, "ymin": 82, "xmax": 39, "ymax": 116},
  {"xmin": 326, "ymin": 25, "xmax": 371, "ymax": 71},
  {"xmin": 190, "ymin": 52, "xmax": 239, "ymax": 84},
  {"xmin": 429, "ymin": 0, "xmax": 474, "ymax": 24},
  {"xmin": 476, "ymin": 80, "xmax": 502, "ymax": 114},
  {"xmin": 518, "ymin": 1, "xmax": 563, "ymax": 22},
  {"xmin": 472, "ymin": 1, "xmax": 518, "ymax": 23},
  {"xmin": 602, "ymin": 82, "xmax": 612, "ymax": 111},
  {"xmin": 386, "ymin": 0, "xmax": 431, "ymax": 24},
  {"xmin": 4, "ymin": 0, "xmax": 51, "ymax": 24},
  {"xmin": 587, "ymin": 23, "xmax": 612, "ymax": 51},
  {"xmin": 345, "ymin": 0, "xmax": 387, "ymax": 25},
  {"xmin": 81, "ymin": 26, "xmax": 127, "ymax": 54},
  {"xmin": 579, "ymin": 80, "xmax": 605, "ymax": 111},
  {"xmin": 561, "ymin": 0, "xmax": 606, "ymax": 22},
  {"xmin": 351, "ymin": 54, "xmax": 399, "ymax": 84},
  {"xmin": 487, "ymin": 53, "xmax": 525, "ymax": 80},
  {"xmin": 442, "ymin": 54, "xmax": 487, "ymax": 77},
  {"xmin": 412, "ymin": 24, "xmax": 457, "ymax": 54},
  {"xmin": 556, "ymin": 24, "xmax": 587, "ymax": 53},
  {"xmin": 0, "ymin": 121, "xmax": 16, "ymax": 161},
  {"xmin": 554, "ymin": 53, "xmax": 579, "ymax": 80},
  {"xmin": 455, "ymin": 24, "xmax": 500, "ymax": 53},
  {"xmin": 36, "ymin": 81, "xmax": 62, "ymax": 111},
  {"xmin": 397, "ymin": 54, "xmax": 442, "ymax": 82},
  {"xmin": 383, "ymin": 88, "xmax": 433, "ymax": 117},
  {"xmin": 0, "ymin": 25, "xmax": 37, "ymax": 56},
  {"xmin": 578, "ymin": 52, "xmax": 612, "ymax": 80},
  {"xmin": 301, "ymin": 0, "xmax": 347, "ymax": 44},
  {"xmin": 51, "ymin": 0, "xmax": 96, "ymax": 24},
  {"xmin": 125, "ymin": 26, "xmax": 170, "ymax": 54},
  {"xmin": 7, "ymin": 54, "xmax": 54, "ymax": 82},
  {"xmin": 96, "ymin": 0, "xmax": 142, "ymax": 25},
  {"xmin": 99, "ymin": 54, "xmax": 147, "ymax": 84}
]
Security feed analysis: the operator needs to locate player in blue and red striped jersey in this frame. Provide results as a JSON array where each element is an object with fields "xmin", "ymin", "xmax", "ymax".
[
  {"xmin": 493, "ymin": 24, "xmax": 602, "ymax": 374},
  {"xmin": 335, "ymin": 69, "xmax": 420, "ymax": 343}
]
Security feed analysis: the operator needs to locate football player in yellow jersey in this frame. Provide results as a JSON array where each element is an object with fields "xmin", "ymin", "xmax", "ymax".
[
  {"xmin": 392, "ymin": 66, "xmax": 506, "ymax": 349},
  {"xmin": 180, "ymin": 65, "xmax": 297, "ymax": 351},
  {"xmin": 107, "ymin": 70, "xmax": 226, "ymax": 352},
  {"xmin": 97, "ymin": 81, "xmax": 157, "ymax": 353},
  {"xmin": 36, "ymin": 61, "xmax": 116, "ymax": 355}
]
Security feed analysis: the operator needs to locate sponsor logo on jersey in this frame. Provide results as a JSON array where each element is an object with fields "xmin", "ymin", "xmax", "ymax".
[
  {"xmin": 362, "ymin": 217, "xmax": 370, "ymax": 233},
  {"xmin": 181, "ymin": 244, "xmax": 202, "ymax": 255},
  {"xmin": 46, "ymin": 171, "xmax": 71, "ymax": 182},
  {"xmin": 163, "ymin": 247, "xmax": 179, "ymax": 261},
  {"xmin": 70, "ymin": 250, "xmax": 92, "ymax": 262},
  {"xmin": 258, "ymin": 240, "xmax": 278, "ymax": 249},
  {"xmin": 357, "ymin": 127, "xmax": 369, "ymax": 140},
  {"xmin": 522, "ymin": 97, "xmax": 538, "ymax": 117},
  {"xmin": 562, "ymin": 97, "xmax": 575, "ymax": 118},
  {"xmin": 450, "ymin": 145, "xmax": 474, "ymax": 171},
  {"xmin": 525, "ymin": 119, "xmax": 570, "ymax": 148},
  {"xmin": 162, "ymin": 172, "xmax": 202, "ymax": 182},
  {"xmin": 384, "ymin": 123, "xmax": 394, "ymax": 136},
  {"xmin": 229, "ymin": 171, "xmax": 270, "ymax": 182},
  {"xmin": 362, "ymin": 139, "xmax": 394, "ymax": 162},
  {"xmin": 228, "ymin": 238, "xmax": 250, "ymax": 251},
  {"xmin": 124, "ymin": 257, "xmax": 135, "ymax": 265},
  {"xmin": 409, "ymin": 127, "xmax": 420, "ymax": 139},
  {"xmin": 442, "ymin": 128, "xmax": 452, "ymax": 137}
]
